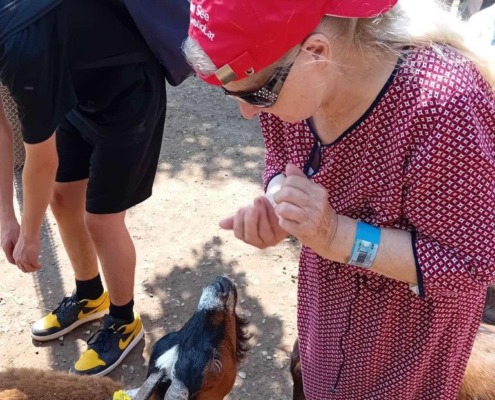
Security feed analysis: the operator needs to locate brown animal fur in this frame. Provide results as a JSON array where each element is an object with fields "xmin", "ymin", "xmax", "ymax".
[
  {"xmin": 458, "ymin": 325, "xmax": 495, "ymax": 400},
  {"xmin": 0, "ymin": 368, "xmax": 123, "ymax": 400},
  {"xmin": 290, "ymin": 339, "xmax": 304, "ymax": 400}
]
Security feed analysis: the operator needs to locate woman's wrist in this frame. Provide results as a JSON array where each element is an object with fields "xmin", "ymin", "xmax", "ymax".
[
  {"xmin": 317, "ymin": 214, "xmax": 356, "ymax": 263},
  {"xmin": 319, "ymin": 216, "xmax": 418, "ymax": 284},
  {"xmin": 348, "ymin": 221, "xmax": 382, "ymax": 269}
]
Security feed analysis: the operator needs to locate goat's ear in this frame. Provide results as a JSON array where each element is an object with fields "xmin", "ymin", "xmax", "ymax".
[{"xmin": 164, "ymin": 379, "xmax": 189, "ymax": 400}]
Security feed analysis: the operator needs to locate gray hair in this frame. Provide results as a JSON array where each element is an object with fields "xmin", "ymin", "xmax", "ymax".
[{"xmin": 183, "ymin": 0, "xmax": 495, "ymax": 87}]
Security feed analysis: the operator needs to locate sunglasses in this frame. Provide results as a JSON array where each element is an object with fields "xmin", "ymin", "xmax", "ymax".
[{"xmin": 221, "ymin": 62, "xmax": 295, "ymax": 108}]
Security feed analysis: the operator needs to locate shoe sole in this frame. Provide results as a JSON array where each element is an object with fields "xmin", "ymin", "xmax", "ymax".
[
  {"xmin": 31, "ymin": 309, "xmax": 109, "ymax": 342},
  {"xmin": 87, "ymin": 326, "xmax": 144, "ymax": 377}
]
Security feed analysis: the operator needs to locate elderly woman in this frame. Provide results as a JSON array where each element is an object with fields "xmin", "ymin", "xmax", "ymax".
[{"xmin": 184, "ymin": 0, "xmax": 495, "ymax": 398}]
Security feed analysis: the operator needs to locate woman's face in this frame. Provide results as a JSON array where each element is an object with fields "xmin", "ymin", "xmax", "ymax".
[{"xmin": 222, "ymin": 37, "xmax": 332, "ymax": 123}]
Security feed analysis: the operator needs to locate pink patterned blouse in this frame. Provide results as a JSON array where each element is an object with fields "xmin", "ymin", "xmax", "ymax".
[{"xmin": 260, "ymin": 47, "xmax": 495, "ymax": 399}]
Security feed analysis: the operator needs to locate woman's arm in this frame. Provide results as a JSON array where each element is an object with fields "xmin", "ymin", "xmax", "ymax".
[{"xmin": 275, "ymin": 164, "xmax": 418, "ymax": 284}]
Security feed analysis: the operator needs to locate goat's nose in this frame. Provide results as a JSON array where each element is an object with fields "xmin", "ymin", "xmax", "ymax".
[
  {"xmin": 214, "ymin": 276, "xmax": 231, "ymax": 297},
  {"xmin": 217, "ymin": 279, "xmax": 227, "ymax": 296}
]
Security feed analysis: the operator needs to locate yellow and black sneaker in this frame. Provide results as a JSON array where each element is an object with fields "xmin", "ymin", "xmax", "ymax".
[
  {"xmin": 71, "ymin": 312, "xmax": 144, "ymax": 376},
  {"xmin": 31, "ymin": 291, "xmax": 110, "ymax": 341}
]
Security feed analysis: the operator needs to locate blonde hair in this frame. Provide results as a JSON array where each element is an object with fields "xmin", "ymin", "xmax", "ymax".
[
  {"xmin": 183, "ymin": 0, "xmax": 495, "ymax": 88},
  {"xmin": 321, "ymin": 0, "xmax": 495, "ymax": 87}
]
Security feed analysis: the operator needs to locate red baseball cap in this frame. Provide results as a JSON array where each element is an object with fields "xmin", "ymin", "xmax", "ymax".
[{"xmin": 189, "ymin": 0, "xmax": 399, "ymax": 86}]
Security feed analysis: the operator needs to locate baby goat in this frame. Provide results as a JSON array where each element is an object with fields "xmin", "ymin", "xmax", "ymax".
[
  {"xmin": 134, "ymin": 275, "xmax": 250, "ymax": 400},
  {"xmin": 0, "ymin": 276, "xmax": 250, "ymax": 400}
]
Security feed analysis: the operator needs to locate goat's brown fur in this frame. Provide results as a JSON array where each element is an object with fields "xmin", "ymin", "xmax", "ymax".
[
  {"xmin": 0, "ymin": 368, "xmax": 123, "ymax": 400},
  {"xmin": 458, "ymin": 325, "xmax": 495, "ymax": 400}
]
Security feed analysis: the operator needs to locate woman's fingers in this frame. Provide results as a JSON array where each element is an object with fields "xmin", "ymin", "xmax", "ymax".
[
  {"xmin": 219, "ymin": 216, "xmax": 235, "ymax": 230},
  {"xmin": 221, "ymin": 197, "xmax": 289, "ymax": 248},
  {"xmin": 273, "ymin": 185, "xmax": 309, "ymax": 208},
  {"xmin": 265, "ymin": 196, "xmax": 281, "ymax": 228},
  {"xmin": 244, "ymin": 205, "xmax": 265, "ymax": 247},
  {"xmin": 276, "ymin": 201, "xmax": 305, "ymax": 224},
  {"xmin": 255, "ymin": 198, "xmax": 276, "ymax": 247},
  {"xmin": 232, "ymin": 207, "xmax": 246, "ymax": 241}
]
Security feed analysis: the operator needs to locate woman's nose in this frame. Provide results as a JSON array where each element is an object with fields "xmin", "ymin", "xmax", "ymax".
[{"xmin": 238, "ymin": 101, "xmax": 261, "ymax": 119}]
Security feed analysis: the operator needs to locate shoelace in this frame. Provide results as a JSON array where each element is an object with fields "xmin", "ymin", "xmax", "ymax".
[
  {"xmin": 52, "ymin": 296, "xmax": 80, "ymax": 320},
  {"xmin": 87, "ymin": 319, "xmax": 126, "ymax": 353},
  {"xmin": 87, "ymin": 325, "xmax": 116, "ymax": 353}
]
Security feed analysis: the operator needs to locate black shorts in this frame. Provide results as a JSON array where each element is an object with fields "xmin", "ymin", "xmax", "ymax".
[
  {"xmin": 0, "ymin": 0, "xmax": 167, "ymax": 213},
  {"xmin": 56, "ymin": 109, "xmax": 165, "ymax": 214}
]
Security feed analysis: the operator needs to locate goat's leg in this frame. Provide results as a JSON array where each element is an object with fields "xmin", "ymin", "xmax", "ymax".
[{"xmin": 291, "ymin": 338, "xmax": 306, "ymax": 400}]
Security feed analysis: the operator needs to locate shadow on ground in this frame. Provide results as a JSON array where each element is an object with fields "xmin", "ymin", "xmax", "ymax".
[
  {"xmin": 130, "ymin": 236, "xmax": 293, "ymax": 398},
  {"xmin": 2, "ymin": 77, "xmax": 297, "ymax": 399},
  {"xmin": 10, "ymin": 169, "xmax": 70, "ymax": 369},
  {"xmin": 160, "ymin": 77, "xmax": 265, "ymax": 183},
  {"xmin": 26, "ymin": 235, "xmax": 295, "ymax": 399}
]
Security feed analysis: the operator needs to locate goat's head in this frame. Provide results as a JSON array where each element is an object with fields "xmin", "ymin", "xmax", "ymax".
[{"xmin": 136, "ymin": 276, "xmax": 250, "ymax": 400}]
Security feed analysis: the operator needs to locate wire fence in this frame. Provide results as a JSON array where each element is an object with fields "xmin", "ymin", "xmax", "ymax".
[{"xmin": 0, "ymin": 85, "xmax": 25, "ymax": 168}]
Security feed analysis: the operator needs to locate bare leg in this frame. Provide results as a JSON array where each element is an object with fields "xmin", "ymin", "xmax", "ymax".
[
  {"xmin": 291, "ymin": 338, "xmax": 306, "ymax": 400},
  {"xmin": 84, "ymin": 211, "xmax": 135, "ymax": 306},
  {"xmin": 50, "ymin": 180, "xmax": 98, "ymax": 280}
]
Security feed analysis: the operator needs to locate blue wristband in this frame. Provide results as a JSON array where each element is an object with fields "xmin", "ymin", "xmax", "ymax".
[{"xmin": 348, "ymin": 222, "xmax": 381, "ymax": 269}]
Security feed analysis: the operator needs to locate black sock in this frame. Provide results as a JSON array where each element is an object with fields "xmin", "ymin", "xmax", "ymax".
[
  {"xmin": 109, "ymin": 299, "xmax": 134, "ymax": 324},
  {"xmin": 75, "ymin": 275, "xmax": 104, "ymax": 300}
]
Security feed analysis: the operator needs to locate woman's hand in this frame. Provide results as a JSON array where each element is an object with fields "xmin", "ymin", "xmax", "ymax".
[
  {"xmin": 273, "ymin": 163, "xmax": 338, "ymax": 256},
  {"xmin": 220, "ymin": 195, "xmax": 289, "ymax": 249}
]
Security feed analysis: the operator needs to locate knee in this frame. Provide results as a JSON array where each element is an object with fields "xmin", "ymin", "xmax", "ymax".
[
  {"xmin": 84, "ymin": 212, "xmax": 126, "ymax": 241},
  {"xmin": 50, "ymin": 182, "xmax": 86, "ymax": 218},
  {"xmin": 50, "ymin": 187, "xmax": 68, "ymax": 217},
  {"xmin": 84, "ymin": 214, "xmax": 106, "ymax": 238}
]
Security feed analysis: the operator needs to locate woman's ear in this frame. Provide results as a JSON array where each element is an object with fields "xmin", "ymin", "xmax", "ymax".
[{"xmin": 302, "ymin": 33, "xmax": 331, "ymax": 62}]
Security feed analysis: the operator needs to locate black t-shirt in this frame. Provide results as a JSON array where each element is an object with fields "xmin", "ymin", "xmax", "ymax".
[
  {"xmin": 0, "ymin": 0, "xmax": 63, "ymax": 43},
  {"xmin": 124, "ymin": 0, "xmax": 194, "ymax": 86}
]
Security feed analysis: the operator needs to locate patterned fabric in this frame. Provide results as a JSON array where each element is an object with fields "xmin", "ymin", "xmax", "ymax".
[{"xmin": 260, "ymin": 47, "xmax": 495, "ymax": 399}]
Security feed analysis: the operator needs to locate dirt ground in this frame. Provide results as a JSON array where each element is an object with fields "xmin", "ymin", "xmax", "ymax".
[{"xmin": 0, "ymin": 77, "xmax": 301, "ymax": 399}]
